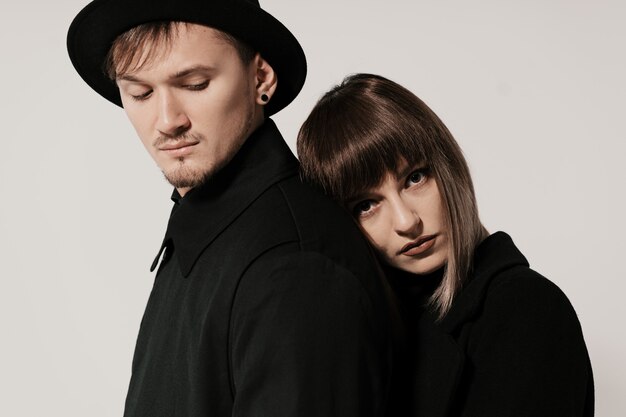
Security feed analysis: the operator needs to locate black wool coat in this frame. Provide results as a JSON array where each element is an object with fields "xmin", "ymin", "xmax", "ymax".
[
  {"xmin": 123, "ymin": 120, "xmax": 398, "ymax": 417},
  {"xmin": 391, "ymin": 232, "xmax": 594, "ymax": 417}
]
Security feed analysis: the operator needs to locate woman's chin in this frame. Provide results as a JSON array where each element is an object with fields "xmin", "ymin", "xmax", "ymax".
[{"xmin": 390, "ymin": 255, "xmax": 447, "ymax": 276}]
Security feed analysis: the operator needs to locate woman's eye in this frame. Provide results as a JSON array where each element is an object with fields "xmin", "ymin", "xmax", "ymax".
[
  {"xmin": 184, "ymin": 81, "xmax": 209, "ymax": 91},
  {"xmin": 407, "ymin": 169, "xmax": 428, "ymax": 186},
  {"xmin": 353, "ymin": 200, "xmax": 375, "ymax": 217}
]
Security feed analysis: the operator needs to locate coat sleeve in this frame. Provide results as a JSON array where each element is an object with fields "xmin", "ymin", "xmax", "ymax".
[
  {"xmin": 458, "ymin": 269, "xmax": 594, "ymax": 417},
  {"xmin": 228, "ymin": 251, "xmax": 392, "ymax": 417}
]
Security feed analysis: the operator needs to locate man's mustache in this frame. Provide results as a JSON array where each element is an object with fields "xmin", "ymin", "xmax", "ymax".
[{"xmin": 153, "ymin": 132, "xmax": 203, "ymax": 148}]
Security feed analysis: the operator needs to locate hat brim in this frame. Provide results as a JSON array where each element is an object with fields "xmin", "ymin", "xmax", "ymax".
[{"xmin": 67, "ymin": 0, "xmax": 307, "ymax": 116}]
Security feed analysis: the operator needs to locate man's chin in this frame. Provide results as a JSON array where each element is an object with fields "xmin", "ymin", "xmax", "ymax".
[{"xmin": 162, "ymin": 165, "xmax": 212, "ymax": 189}]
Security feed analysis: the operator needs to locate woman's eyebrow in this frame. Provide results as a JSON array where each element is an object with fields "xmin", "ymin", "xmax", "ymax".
[
  {"xmin": 344, "ymin": 192, "xmax": 369, "ymax": 206},
  {"xmin": 394, "ymin": 162, "xmax": 425, "ymax": 180},
  {"xmin": 395, "ymin": 165, "xmax": 413, "ymax": 180}
]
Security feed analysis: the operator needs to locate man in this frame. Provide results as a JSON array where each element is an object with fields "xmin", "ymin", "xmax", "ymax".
[{"xmin": 67, "ymin": 1, "xmax": 398, "ymax": 416}]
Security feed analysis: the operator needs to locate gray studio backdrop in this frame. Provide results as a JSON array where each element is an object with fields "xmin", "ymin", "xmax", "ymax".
[{"xmin": 1, "ymin": 0, "xmax": 624, "ymax": 415}]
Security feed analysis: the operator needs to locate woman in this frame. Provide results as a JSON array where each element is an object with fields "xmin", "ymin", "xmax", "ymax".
[{"xmin": 297, "ymin": 74, "xmax": 594, "ymax": 417}]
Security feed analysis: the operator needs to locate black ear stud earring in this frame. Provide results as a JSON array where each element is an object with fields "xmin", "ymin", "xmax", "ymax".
[{"xmin": 261, "ymin": 93, "xmax": 269, "ymax": 103}]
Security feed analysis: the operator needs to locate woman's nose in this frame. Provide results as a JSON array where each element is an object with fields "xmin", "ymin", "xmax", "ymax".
[{"xmin": 391, "ymin": 198, "xmax": 421, "ymax": 236}]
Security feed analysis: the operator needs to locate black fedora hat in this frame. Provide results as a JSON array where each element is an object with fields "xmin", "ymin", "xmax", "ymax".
[{"xmin": 67, "ymin": 0, "xmax": 307, "ymax": 116}]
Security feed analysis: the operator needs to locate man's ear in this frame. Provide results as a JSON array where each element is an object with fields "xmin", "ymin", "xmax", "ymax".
[{"xmin": 253, "ymin": 53, "xmax": 277, "ymax": 106}]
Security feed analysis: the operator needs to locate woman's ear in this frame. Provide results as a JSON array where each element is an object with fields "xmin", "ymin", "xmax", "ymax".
[{"xmin": 253, "ymin": 53, "xmax": 277, "ymax": 106}]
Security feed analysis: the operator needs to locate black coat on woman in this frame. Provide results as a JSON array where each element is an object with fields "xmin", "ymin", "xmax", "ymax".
[{"xmin": 390, "ymin": 232, "xmax": 594, "ymax": 417}]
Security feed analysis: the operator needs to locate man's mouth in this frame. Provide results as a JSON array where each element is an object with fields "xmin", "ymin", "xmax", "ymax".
[
  {"xmin": 158, "ymin": 140, "xmax": 200, "ymax": 156},
  {"xmin": 158, "ymin": 140, "xmax": 200, "ymax": 151}
]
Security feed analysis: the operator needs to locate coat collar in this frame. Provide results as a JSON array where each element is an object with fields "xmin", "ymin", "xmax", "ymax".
[
  {"xmin": 402, "ymin": 232, "xmax": 529, "ymax": 417},
  {"xmin": 439, "ymin": 231, "xmax": 529, "ymax": 333},
  {"xmin": 150, "ymin": 119, "xmax": 299, "ymax": 277}
]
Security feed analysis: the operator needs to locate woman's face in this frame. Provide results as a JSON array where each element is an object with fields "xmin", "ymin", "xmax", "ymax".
[{"xmin": 347, "ymin": 162, "xmax": 448, "ymax": 275}]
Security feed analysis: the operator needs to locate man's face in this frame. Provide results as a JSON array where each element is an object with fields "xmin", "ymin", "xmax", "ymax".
[{"xmin": 116, "ymin": 24, "xmax": 264, "ymax": 194}]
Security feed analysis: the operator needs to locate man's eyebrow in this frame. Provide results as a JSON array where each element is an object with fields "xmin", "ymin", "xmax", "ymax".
[
  {"xmin": 171, "ymin": 65, "xmax": 215, "ymax": 80},
  {"xmin": 116, "ymin": 65, "xmax": 215, "ymax": 83},
  {"xmin": 117, "ymin": 74, "xmax": 143, "ymax": 83}
]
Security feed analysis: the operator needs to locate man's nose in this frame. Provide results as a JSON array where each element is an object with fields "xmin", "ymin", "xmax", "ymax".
[
  {"xmin": 391, "ymin": 198, "xmax": 421, "ymax": 237},
  {"xmin": 156, "ymin": 92, "xmax": 191, "ymax": 138}
]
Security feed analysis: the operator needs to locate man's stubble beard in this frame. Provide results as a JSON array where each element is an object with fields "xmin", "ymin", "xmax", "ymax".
[
  {"xmin": 162, "ymin": 155, "xmax": 213, "ymax": 189},
  {"xmin": 161, "ymin": 101, "xmax": 257, "ymax": 190}
]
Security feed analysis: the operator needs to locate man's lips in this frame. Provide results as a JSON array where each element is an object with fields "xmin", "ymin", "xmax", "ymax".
[
  {"xmin": 398, "ymin": 234, "xmax": 437, "ymax": 256},
  {"xmin": 158, "ymin": 140, "xmax": 200, "ymax": 151},
  {"xmin": 158, "ymin": 140, "xmax": 200, "ymax": 156}
]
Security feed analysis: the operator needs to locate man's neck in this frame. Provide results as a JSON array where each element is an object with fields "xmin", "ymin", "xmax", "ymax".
[
  {"xmin": 175, "ymin": 113, "xmax": 267, "ymax": 198},
  {"xmin": 177, "ymin": 186, "xmax": 192, "ymax": 197}
]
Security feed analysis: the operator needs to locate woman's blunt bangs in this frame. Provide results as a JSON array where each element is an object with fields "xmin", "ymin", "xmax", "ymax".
[{"xmin": 297, "ymin": 74, "xmax": 429, "ymax": 203}]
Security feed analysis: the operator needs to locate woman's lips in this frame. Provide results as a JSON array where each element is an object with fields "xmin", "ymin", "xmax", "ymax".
[{"xmin": 399, "ymin": 234, "xmax": 437, "ymax": 256}]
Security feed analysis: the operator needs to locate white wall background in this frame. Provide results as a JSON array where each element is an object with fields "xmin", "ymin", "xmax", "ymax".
[{"xmin": 0, "ymin": 0, "xmax": 624, "ymax": 415}]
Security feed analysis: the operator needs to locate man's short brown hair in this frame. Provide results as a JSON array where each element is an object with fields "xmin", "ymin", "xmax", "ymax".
[{"xmin": 104, "ymin": 21, "xmax": 256, "ymax": 80}]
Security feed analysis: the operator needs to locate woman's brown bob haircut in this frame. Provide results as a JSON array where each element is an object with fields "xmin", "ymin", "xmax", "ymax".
[
  {"xmin": 104, "ymin": 21, "xmax": 256, "ymax": 81},
  {"xmin": 297, "ymin": 73, "xmax": 487, "ymax": 318}
]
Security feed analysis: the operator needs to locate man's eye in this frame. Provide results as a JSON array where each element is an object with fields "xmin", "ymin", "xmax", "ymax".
[
  {"xmin": 131, "ymin": 90, "xmax": 152, "ymax": 101},
  {"xmin": 184, "ymin": 81, "xmax": 209, "ymax": 91}
]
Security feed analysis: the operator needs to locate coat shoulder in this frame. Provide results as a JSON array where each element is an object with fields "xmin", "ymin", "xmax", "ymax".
[
  {"xmin": 484, "ymin": 265, "xmax": 579, "ymax": 323},
  {"xmin": 240, "ymin": 174, "xmax": 366, "ymax": 248},
  {"xmin": 456, "ymin": 264, "xmax": 594, "ymax": 417},
  {"xmin": 247, "ymin": 175, "xmax": 379, "ymax": 276},
  {"xmin": 468, "ymin": 264, "xmax": 590, "ymax": 365},
  {"xmin": 235, "ymin": 175, "xmax": 393, "ymax": 318}
]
